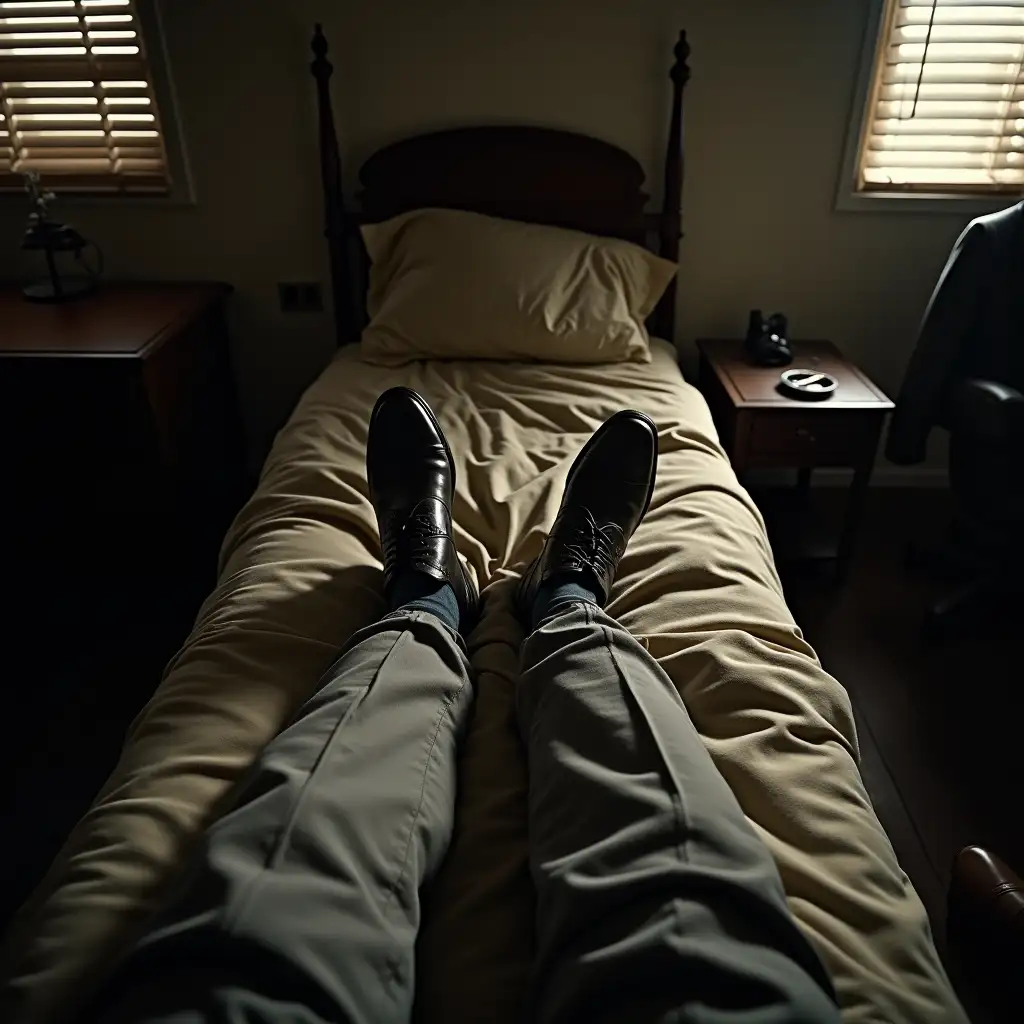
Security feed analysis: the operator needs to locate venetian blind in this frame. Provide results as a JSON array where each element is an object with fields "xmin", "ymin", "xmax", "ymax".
[
  {"xmin": 859, "ymin": 0, "xmax": 1024, "ymax": 194},
  {"xmin": 0, "ymin": 0, "xmax": 169, "ymax": 193}
]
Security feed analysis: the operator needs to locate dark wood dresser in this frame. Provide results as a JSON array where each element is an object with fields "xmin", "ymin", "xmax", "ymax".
[
  {"xmin": 0, "ymin": 284, "xmax": 249, "ymax": 925},
  {"xmin": 0, "ymin": 282, "xmax": 247, "ymax": 647}
]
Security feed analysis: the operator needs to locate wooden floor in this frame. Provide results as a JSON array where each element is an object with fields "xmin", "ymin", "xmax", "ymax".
[
  {"xmin": 778, "ymin": 487, "xmax": 1020, "ymax": 1024},
  {"xmin": 2, "ymin": 487, "xmax": 1016, "ymax": 1021}
]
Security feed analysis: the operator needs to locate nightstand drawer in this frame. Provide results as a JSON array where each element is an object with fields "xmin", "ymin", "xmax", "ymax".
[{"xmin": 748, "ymin": 410, "xmax": 880, "ymax": 464}]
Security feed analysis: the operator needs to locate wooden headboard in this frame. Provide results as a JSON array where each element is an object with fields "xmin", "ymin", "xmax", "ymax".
[{"xmin": 309, "ymin": 24, "xmax": 691, "ymax": 347}]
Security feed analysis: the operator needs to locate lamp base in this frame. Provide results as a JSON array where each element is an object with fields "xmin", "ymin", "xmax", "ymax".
[{"xmin": 22, "ymin": 276, "xmax": 97, "ymax": 303}]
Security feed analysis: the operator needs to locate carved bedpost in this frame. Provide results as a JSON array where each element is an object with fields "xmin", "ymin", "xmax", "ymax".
[
  {"xmin": 311, "ymin": 24, "xmax": 357, "ymax": 345},
  {"xmin": 657, "ymin": 29, "xmax": 690, "ymax": 342}
]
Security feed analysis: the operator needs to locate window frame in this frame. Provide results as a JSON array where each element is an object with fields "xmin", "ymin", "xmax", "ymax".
[
  {"xmin": 0, "ymin": 0, "xmax": 194, "ymax": 205},
  {"xmin": 836, "ymin": 0, "xmax": 1021, "ymax": 213}
]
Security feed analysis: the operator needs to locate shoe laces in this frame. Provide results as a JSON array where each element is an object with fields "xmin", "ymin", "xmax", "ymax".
[
  {"xmin": 383, "ymin": 503, "xmax": 447, "ymax": 571},
  {"xmin": 558, "ymin": 507, "xmax": 623, "ymax": 576}
]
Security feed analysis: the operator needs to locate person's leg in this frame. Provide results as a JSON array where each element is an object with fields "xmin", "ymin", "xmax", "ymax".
[
  {"xmin": 516, "ymin": 410, "xmax": 839, "ymax": 1023},
  {"xmin": 85, "ymin": 388, "xmax": 480, "ymax": 1024},
  {"xmin": 517, "ymin": 602, "xmax": 839, "ymax": 1023},
  {"xmin": 87, "ymin": 609, "xmax": 473, "ymax": 1024}
]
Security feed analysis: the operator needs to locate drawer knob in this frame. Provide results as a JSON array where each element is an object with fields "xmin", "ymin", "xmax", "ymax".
[{"xmin": 796, "ymin": 427, "xmax": 816, "ymax": 442}]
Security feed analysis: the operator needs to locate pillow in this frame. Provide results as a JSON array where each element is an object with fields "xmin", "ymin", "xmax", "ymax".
[{"xmin": 359, "ymin": 208, "xmax": 677, "ymax": 365}]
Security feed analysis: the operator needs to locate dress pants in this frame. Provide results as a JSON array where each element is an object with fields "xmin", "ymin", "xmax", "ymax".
[{"xmin": 84, "ymin": 603, "xmax": 840, "ymax": 1024}]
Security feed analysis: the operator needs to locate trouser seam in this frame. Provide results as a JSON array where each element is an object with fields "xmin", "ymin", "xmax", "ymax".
[
  {"xmin": 221, "ymin": 627, "xmax": 406, "ymax": 936},
  {"xmin": 600, "ymin": 611, "xmax": 692, "ymax": 870},
  {"xmin": 378, "ymin": 617, "xmax": 470, "ymax": 991},
  {"xmin": 381, "ymin": 676, "xmax": 467, "ymax": 915}
]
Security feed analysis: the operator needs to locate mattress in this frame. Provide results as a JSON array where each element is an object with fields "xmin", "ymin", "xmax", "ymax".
[{"xmin": 1, "ymin": 339, "xmax": 964, "ymax": 1024}]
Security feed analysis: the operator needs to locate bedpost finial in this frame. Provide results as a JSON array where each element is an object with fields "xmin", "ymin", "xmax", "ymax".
[
  {"xmin": 670, "ymin": 29, "xmax": 691, "ymax": 88},
  {"xmin": 311, "ymin": 23, "xmax": 332, "ymax": 76}
]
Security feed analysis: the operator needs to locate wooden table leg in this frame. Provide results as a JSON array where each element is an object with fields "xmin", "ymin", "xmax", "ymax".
[{"xmin": 837, "ymin": 462, "xmax": 873, "ymax": 580}]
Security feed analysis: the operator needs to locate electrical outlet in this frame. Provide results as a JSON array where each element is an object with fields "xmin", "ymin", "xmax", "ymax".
[
  {"xmin": 278, "ymin": 281, "xmax": 323, "ymax": 313},
  {"xmin": 298, "ymin": 281, "xmax": 323, "ymax": 311}
]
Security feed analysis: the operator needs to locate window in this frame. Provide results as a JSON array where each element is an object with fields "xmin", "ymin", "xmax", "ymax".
[
  {"xmin": 0, "ymin": 0, "xmax": 170, "ymax": 193},
  {"xmin": 855, "ymin": 0, "xmax": 1024, "ymax": 196}
]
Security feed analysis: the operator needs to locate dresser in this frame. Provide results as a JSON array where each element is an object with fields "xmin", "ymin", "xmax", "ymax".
[{"xmin": 0, "ymin": 283, "xmax": 247, "ymax": 648}]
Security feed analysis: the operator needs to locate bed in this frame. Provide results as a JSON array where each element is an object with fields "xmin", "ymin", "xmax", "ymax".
[{"xmin": 0, "ymin": 26, "xmax": 966, "ymax": 1024}]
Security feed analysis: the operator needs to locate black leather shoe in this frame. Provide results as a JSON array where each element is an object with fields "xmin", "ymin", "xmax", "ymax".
[
  {"xmin": 367, "ymin": 387, "xmax": 478, "ymax": 627},
  {"xmin": 517, "ymin": 409, "xmax": 657, "ymax": 618}
]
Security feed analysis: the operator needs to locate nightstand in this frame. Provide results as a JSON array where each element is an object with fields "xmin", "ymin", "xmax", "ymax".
[
  {"xmin": 0, "ymin": 282, "xmax": 247, "ymax": 646},
  {"xmin": 696, "ymin": 339, "xmax": 893, "ymax": 577}
]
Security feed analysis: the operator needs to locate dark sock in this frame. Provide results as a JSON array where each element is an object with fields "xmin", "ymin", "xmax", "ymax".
[
  {"xmin": 530, "ymin": 571, "xmax": 601, "ymax": 630},
  {"xmin": 390, "ymin": 571, "xmax": 460, "ymax": 632}
]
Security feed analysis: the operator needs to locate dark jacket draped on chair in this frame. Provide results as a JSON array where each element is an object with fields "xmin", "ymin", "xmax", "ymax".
[{"xmin": 886, "ymin": 200, "xmax": 1024, "ymax": 466}]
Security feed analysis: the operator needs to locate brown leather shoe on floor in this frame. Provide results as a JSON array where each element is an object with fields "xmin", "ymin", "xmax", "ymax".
[{"xmin": 948, "ymin": 846, "xmax": 1024, "ymax": 950}]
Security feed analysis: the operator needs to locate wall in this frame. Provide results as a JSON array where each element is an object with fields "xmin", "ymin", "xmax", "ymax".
[{"xmin": 0, "ymin": 0, "xmax": 979, "ymax": 470}]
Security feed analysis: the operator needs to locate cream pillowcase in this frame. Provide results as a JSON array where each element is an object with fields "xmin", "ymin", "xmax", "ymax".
[{"xmin": 359, "ymin": 208, "xmax": 677, "ymax": 366}]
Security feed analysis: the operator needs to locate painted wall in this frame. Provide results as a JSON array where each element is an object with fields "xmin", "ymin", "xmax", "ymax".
[{"xmin": 0, "ymin": 0, "xmax": 980, "ymax": 468}]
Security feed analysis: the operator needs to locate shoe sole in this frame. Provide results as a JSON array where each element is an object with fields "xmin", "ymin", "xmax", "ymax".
[
  {"xmin": 368, "ymin": 386, "xmax": 457, "ymax": 494},
  {"xmin": 563, "ymin": 409, "xmax": 658, "ymax": 525}
]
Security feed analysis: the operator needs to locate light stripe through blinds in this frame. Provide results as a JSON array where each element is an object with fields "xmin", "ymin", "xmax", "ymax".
[
  {"xmin": 858, "ymin": 0, "xmax": 1024, "ymax": 193},
  {"xmin": 0, "ymin": 0, "xmax": 169, "ymax": 193}
]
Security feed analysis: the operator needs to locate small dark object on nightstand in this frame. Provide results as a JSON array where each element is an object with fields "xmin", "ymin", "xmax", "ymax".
[
  {"xmin": 745, "ymin": 309, "xmax": 793, "ymax": 367},
  {"xmin": 19, "ymin": 172, "xmax": 103, "ymax": 303}
]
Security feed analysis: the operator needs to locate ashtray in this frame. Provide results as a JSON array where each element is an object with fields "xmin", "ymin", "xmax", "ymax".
[{"xmin": 778, "ymin": 368, "xmax": 837, "ymax": 401}]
